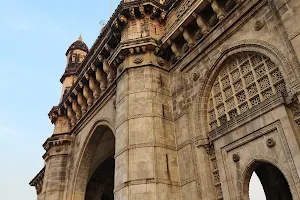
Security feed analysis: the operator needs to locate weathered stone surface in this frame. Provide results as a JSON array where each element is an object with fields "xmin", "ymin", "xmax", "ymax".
[{"xmin": 31, "ymin": 0, "xmax": 300, "ymax": 199}]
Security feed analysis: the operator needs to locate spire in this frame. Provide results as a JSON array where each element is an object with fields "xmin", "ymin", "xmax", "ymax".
[{"xmin": 78, "ymin": 34, "xmax": 82, "ymax": 41}]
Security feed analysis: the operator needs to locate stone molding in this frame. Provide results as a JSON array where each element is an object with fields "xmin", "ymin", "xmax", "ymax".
[
  {"xmin": 221, "ymin": 121, "xmax": 300, "ymax": 199},
  {"xmin": 42, "ymin": 134, "xmax": 73, "ymax": 161},
  {"xmin": 114, "ymin": 178, "xmax": 180, "ymax": 193},
  {"xmin": 209, "ymin": 93, "xmax": 285, "ymax": 142},
  {"xmin": 177, "ymin": 140, "xmax": 192, "ymax": 150},
  {"xmin": 116, "ymin": 112, "xmax": 173, "ymax": 130},
  {"xmin": 116, "ymin": 89, "xmax": 172, "ymax": 105},
  {"xmin": 268, "ymin": 0, "xmax": 300, "ymax": 83},
  {"xmin": 290, "ymin": 29, "xmax": 300, "ymax": 40},
  {"xmin": 43, "ymin": 134, "xmax": 73, "ymax": 151},
  {"xmin": 180, "ymin": 177, "xmax": 197, "ymax": 187},
  {"xmin": 29, "ymin": 167, "xmax": 45, "ymax": 194},
  {"xmin": 115, "ymin": 142, "xmax": 176, "ymax": 158}
]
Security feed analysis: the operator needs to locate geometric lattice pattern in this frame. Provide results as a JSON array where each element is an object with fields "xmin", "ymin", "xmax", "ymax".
[{"xmin": 208, "ymin": 52, "xmax": 287, "ymax": 130}]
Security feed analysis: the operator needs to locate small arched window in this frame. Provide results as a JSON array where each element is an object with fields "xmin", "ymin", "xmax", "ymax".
[
  {"xmin": 208, "ymin": 52, "xmax": 287, "ymax": 130},
  {"xmin": 71, "ymin": 54, "xmax": 76, "ymax": 63}
]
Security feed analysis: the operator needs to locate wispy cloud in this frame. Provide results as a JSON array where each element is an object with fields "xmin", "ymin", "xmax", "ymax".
[
  {"xmin": 10, "ymin": 23, "xmax": 30, "ymax": 31},
  {"xmin": 2, "ymin": 17, "xmax": 32, "ymax": 32},
  {"xmin": 0, "ymin": 125, "xmax": 17, "ymax": 137}
]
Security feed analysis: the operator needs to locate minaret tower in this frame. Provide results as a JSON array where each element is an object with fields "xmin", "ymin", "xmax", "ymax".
[{"xmin": 60, "ymin": 35, "xmax": 89, "ymax": 101}]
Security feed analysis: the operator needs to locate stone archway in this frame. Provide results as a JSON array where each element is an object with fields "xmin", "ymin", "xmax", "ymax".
[
  {"xmin": 243, "ymin": 161, "xmax": 292, "ymax": 200},
  {"xmin": 72, "ymin": 121, "xmax": 115, "ymax": 200}
]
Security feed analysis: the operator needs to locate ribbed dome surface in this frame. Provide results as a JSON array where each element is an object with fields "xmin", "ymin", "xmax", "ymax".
[{"xmin": 65, "ymin": 35, "xmax": 89, "ymax": 56}]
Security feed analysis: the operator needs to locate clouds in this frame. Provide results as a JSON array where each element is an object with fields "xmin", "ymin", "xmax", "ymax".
[
  {"xmin": 3, "ymin": 16, "xmax": 64, "ymax": 37},
  {"xmin": 0, "ymin": 125, "xmax": 17, "ymax": 137},
  {"xmin": 10, "ymin": 23, "xmax": 30, "ymax": 31}
]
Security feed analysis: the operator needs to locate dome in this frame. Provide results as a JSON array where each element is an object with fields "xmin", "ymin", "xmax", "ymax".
[{"xmin": 65, "ymin": 35, "xmax": 89, "ymax": 56}]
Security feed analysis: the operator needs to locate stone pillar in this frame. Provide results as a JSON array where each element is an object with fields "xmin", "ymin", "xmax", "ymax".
[
  {"xmin": 115, "ymin": 63, "xmax": 180, "ymax": 199},
  {"xmin": 41, "ymin": 134, "xmax": 72, "ymax": 200}
]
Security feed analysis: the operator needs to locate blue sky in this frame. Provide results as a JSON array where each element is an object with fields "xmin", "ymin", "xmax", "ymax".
[
  {"xmin": 0, "ymin": 0, "xmax": 265, "ymax": 199},
  {"xmin": 0, "ymin": 0, "xmax": 119, "ymax": 199}
]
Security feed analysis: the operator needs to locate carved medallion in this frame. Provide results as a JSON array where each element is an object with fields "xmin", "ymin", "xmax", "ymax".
[
  {"xmin": 232, "ymin": 154, "xmax": 240, "ymax": 162},
  {"xmin": 56, "ymin": 146, "xmax": 62, "ymax": 153},
  {"xmin": 266, "ymin": 138, "xmax": 276, "ymax": 148},
  {"xmin": 134, "ymin": 56, "xmax": 143, "ymax": 64},
  {"xmin": 254, "ymin": 20, "xmax": 265, "ymax": 31}
]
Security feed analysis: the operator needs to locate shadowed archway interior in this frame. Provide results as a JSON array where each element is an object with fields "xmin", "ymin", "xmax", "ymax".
[
  {"xmin": 83, "ymin": 126, "xmax": 115, "ymax": 200},
  {"xmin": 246, "ymin": 162, "xmax": 292, "ymax": 200}
]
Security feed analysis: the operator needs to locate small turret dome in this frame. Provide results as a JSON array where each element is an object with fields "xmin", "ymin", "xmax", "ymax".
[{"xmin": 65, "ymin": 35, "xmax": 89, "ymax": 56}]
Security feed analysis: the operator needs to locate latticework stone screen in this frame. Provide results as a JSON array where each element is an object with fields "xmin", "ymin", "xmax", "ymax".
[{"xmin": 208, "ymin": 52, "xmax": 287, "ymax": 130}]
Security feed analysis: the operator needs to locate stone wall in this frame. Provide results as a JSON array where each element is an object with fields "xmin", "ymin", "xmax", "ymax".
[{"xmin": 32, "ymin": 0, "xmax": 300, "ymax": 199}]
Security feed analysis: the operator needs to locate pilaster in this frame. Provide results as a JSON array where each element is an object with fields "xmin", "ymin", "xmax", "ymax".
[
  {"xmin": 41, "ymin": 134, "xmax": 73, "ymax": 200},
  {"xmin": 115, "ymin": 64, "xmax": 181, "ymax": 199}
]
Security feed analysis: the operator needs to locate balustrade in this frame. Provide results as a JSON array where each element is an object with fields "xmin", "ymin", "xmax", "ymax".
[{"xmin": 47, "ymin": 0, "xmax": 243, "ymax": 129}]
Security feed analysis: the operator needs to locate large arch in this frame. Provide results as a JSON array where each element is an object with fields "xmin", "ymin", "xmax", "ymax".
[
  {"xmin": 241, "ymin": 159, "xmax": 293, "ymax": 200},
  {"xmin": 195, "ymin": 41, "xmax": 293, "ymax": 138},
  {"xmin": 71, "ymin": 119, "xmax": 116, "ymax": 200}
]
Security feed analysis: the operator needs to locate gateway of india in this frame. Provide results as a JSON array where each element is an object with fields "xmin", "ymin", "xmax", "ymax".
[{"xmin": 30, "ymin": 0, "xmax": 300, "ymax": 199}]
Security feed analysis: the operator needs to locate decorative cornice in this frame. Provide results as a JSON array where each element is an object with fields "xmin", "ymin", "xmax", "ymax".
[
  {"xmin": 29, "ymin": 167, "xmax": 45, "ymax": 194},
  {"xmin": 209, "ymin": 93, "xmax": 285, "ymax": 141},
  {"xmin": 43, "ymin": 133, "xmax": 73, "ymax": 151}
]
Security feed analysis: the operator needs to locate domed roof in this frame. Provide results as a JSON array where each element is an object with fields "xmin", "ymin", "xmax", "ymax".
[{"xmin": 65, "ymin": 35, "xmax": 89, "ymax": 56}]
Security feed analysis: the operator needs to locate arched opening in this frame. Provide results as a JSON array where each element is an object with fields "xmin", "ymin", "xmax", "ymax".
[
  {"xmin": 84, "ymin": 126, "xmax": 115, "ymax": 200},
  {"xmin": 72, "ymin": 122, "xmax": 115, "ymax": 200},
  {"xmin": 245, "ymin": 161, "xmax": 292, "ymax": 200},
  {"xmin": 249, "ymin": 173, "xmax": 266, "ymax": 200}
]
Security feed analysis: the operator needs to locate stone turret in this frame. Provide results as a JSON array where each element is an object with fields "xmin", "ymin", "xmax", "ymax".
[{"xmin": 60, "ymin": 35, "xmax": 89, "ymax": 101}]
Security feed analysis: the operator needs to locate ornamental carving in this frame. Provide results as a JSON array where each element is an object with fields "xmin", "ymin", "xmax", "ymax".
[
  {"xmin": 157, "ymin": 57, "xmax": 165, "ymax": 66},
  {"xmin": 208, "ymin": 52, "xmax": 287, "ymax": 131},
  {"xmin": 267, "ymin": 138, "xmax": 276, "ymax": 148},
  {"xmin": 233, "ymin": 154, "xmax": 240, "ymax": 162},
  {"xmin": 193, "ymin": 72, "xmax": 200, "ymax": 81},
  {"xmin": 254, "ymin": 20, "xmax": 265, "ymax": 31},
  {"xmin": 134, "ymin": 56, "xmax": 144, "ymax": 64}
]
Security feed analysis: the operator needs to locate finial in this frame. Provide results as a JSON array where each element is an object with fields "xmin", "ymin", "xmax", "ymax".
[{"xmin": 78, "ymin": 35, "xmax": 82, "ymax": 41}]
